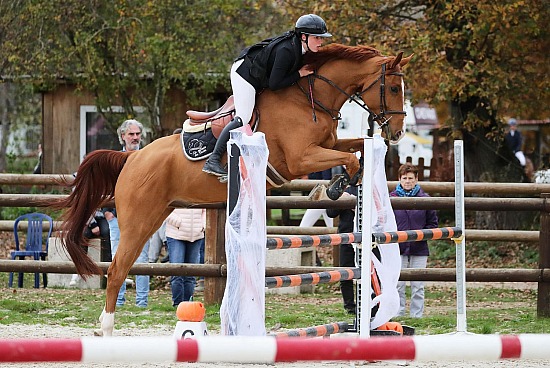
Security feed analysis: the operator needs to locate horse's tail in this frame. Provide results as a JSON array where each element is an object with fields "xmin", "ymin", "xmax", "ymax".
[{"xmin": 52, "ymin": 149, "xmax": 133, "ymax": 278}]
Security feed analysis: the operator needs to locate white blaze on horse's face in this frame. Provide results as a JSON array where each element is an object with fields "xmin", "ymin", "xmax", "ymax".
[
  {"xmin": 400, "ymin": 78, "xmax": 407, "ymax": 136},
  {"xmin": 387, "ymin": 74, "xmax": 406, "ymax": 144},
  {"xmin": 382, "ymin": 78, "xmax": 406, "ymax": 145}
]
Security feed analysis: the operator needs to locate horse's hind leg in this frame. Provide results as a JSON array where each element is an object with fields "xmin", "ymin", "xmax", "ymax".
[{"xmin": 99, "ymin": 207, "xmax": 172, "ymax": 336}]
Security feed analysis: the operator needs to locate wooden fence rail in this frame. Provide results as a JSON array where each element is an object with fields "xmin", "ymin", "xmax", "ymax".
[
  {"xmin": 1, "ymin": 174, "xmax": 550, "ymax": 317},
  {"xmin": 1, "ymin": 260, "xmax": 549, "ymax": 283},
  {"xmin": 3, "ymin": 174, "xmax": 550, "ymax": 196},
  {"xmin": 1, "ymin": 193, "xmax": 549, "ymax": 211}
]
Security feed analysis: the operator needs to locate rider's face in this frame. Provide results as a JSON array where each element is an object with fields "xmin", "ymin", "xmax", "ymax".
[{"xmin": 302, "ymin": 35, "xmax": 324, "ymax": 52}]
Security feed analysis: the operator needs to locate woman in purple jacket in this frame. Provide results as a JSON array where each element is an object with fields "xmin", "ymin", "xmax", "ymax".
[{"xmin": 390, "ymin": 163, "xmax": 438, "ymax": 318}]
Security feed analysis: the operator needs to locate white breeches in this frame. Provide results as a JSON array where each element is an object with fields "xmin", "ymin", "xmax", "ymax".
[
  {"xmin": 515, "ymin": 151, "xmax": 526, "ymax": 166},
  {"xmin": 230, "ymin": 59, "xmax": 257, "ymax": 124}
]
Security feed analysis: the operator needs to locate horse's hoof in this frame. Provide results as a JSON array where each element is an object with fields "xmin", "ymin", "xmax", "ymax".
[
  {"xmin": 93, "ymin": 329, "xmax": 103, "ymax": 337},
  {"xmin": 327, "ymin": 173, "xmax": 345, "ymax": 188},
  {"xmin": 349, "ymin": 157, "xmax": 364, "ymax": 186},
  {"xmin": 307, "ymin": 184, "xmax": 329, "ymax": 201},
  {"xmin": 326, "ymin": 185, "xmax": 343, "ymax": 200},
  {"xmin": 326, "ymin": 174, "xmax": 349, "ymax": 200},
  {"xmin": 349, "ymin": 169, "xmax": 363, "ymax": 186}
]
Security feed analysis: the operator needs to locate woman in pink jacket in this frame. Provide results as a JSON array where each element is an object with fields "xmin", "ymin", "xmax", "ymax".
[{"xmin": 165, "ymin": 208, "xmax": 206, "ymax": 306}]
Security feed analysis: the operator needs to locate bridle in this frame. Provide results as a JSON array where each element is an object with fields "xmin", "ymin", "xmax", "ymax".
[{"xmin": 300, "ymin": 62, "xmax": 406, "ymax": 137}]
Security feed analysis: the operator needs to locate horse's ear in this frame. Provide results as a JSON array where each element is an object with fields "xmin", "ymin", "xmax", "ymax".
[
  {"xmin": 399, "ymin": 53, "xmax": 414, "ymax": 67},
  {"xmin": 389, "ymin": 52, "xmax": 403, "ymax": 69}
]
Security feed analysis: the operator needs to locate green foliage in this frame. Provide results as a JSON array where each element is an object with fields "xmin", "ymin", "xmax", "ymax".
[
  {"xmin": 0, "ymin": 0, "xmax": 289, "ymax": 139},
  {"xmin": 1, "ymin": 275, "xmax": 550, "ymax": 335},
  {"xmin": 430, "ymin": 238, "xmax": 538, "ymax": 269},
  {"xmin": 0, "ymin": 207, "xmax": 39, "ymax": 221},
  {"xmin": 0, "ymin": 299, "xmax": 44, "ymax": 314},
  {"xmin": 1, "ymin": 1, "xmax": 547, "ymax": 181},
  {"xmin": 0, "ymin": 83, "xmax": 42, "ymax": 172},
  {"xmin": 429, "ymin": 239, "xmax": 456, "ymax": 266},
  {"xmin": 6, "ymin": 155, "xmax": 37, "ymax": 174},
  {"xmin": 283, "ymin": 0, "xmax": 549, "ymax": 156}
]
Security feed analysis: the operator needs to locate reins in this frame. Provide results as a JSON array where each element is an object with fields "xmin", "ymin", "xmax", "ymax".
[{"xmin": 300, "ymin": 62, "xmax": 406, "ymax": 134}]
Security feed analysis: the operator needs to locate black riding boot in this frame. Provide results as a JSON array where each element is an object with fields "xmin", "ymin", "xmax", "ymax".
[{"xmin": 202, "ymin": 116, "xmax": 243, "ymax": 176}]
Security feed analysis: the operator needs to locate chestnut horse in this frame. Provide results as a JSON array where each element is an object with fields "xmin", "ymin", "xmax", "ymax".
[{"xmin": 54, "ymin": 44, "xmax": 411, "ymax": 336}]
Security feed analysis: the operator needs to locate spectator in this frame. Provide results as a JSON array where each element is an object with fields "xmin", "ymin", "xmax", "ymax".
[
  {"xmin": 390, "ymin": 163, "xmax": 438, "ymax": 318},
  {"xmin": 504, "ymin": 118, "xmax": 526, "ymax": 167},
  {"xmin": 148, "ymin": 222, "xmax": 167, "ymax": 263},
  {"xmin": 103, "ymin": 119, "xmax": 151, "ymax": 307},
  {"xmin": 165, "ymin": 208, "xmax": 206, "ymax": 306},
  {"xmin": 326, "ymin": 185, "xmax": 357, "ymax": 315},
  {"xmin": 33, "ymin": 144, "xmax": 43, "ymax": 174},
  {"xmin": 195, "ymin": 239, "xmax": 206, "ymax": 292}
]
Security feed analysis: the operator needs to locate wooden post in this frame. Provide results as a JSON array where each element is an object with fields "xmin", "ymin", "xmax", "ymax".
[
  {"xmin": 204, "ymin": 208, "xmax": 226, "ymax": 305},
  {"xmin": 538, "ymin": 193, "xmax": 550, "ymax": 317},
  {"xmin": 418, "ymin": 157, "xmax": 425, "ymax": 181}
]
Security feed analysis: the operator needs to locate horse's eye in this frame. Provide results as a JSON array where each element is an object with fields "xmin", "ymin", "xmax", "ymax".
[{"xmin": 390, "ymin": 86, "xmax": 399, "ymax": 93}]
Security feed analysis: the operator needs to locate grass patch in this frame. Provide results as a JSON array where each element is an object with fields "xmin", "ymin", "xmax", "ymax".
[{"xmin": 1, "ymin": 271, "xmax": 550, "ymax": 336}]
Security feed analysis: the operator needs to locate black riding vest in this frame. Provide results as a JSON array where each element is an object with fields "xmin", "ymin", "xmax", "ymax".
[{"xmin": 235, "ymin": 32, "xmax": 303, "ymax": 91}]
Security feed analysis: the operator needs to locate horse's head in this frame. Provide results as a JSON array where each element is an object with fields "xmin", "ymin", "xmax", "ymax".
[
  {"xmin": 304, "ymin": 45, "xmax": 413, "ymax": 144},
  {"xmin": 356, "ymin": 51, "xmax": 413, "ymax": 144}
]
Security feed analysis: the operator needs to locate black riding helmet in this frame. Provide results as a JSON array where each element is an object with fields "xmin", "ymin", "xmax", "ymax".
[{"xmin": 295, "ymin": 14, "xmax": 332, "ymax": 37}]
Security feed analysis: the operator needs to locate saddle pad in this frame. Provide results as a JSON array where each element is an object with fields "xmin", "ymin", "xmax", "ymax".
[
  {"xmin": 180, "ymin": 129, "xmax": 216, "ymax": 161},
  {"xmin": 178, "ymin": 126, "xmax": 290, "ymax": 186},
  {"xmin": 182, "ymin": 118, "xmax": 212, "ymax": 133}
]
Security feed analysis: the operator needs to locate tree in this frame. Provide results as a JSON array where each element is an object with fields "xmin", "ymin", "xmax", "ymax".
[
  {"xmin": 282, "ymin": 0, "xmax": 548, "ymax": 182},
  {"xmin": 0, "ymin": 0, "xmax": 288, "ymax": 139}
]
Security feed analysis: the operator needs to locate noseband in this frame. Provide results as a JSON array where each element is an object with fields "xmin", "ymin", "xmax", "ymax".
[{"xmin": 302, "ymin": 62, "xmax": 406, "ymax": 137}]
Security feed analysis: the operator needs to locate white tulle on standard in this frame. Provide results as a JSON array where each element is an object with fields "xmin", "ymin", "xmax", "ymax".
[
  {"xmin": 220, "ymin": 130, "xmax": 269, "ymax": 336},
  {"xmin": 368, "ymin": 135, "xmax": 401, "ymax": 328}
]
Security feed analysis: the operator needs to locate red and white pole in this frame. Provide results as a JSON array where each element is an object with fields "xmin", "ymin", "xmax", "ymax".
[{"xmin": 1, "ymin": 335, "xmax": 549, "ymax": 363}]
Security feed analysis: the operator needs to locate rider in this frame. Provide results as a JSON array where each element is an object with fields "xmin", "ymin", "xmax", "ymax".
[{"xmin": 202, "ymin": 14, "xmax": 332, "ymax": 177}]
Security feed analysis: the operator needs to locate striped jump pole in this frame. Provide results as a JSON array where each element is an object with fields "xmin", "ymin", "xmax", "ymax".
[
  {"xmin": 266, "ymin": 227, "xmax": 462, "ymax": 250},
  {"xmin": 265, "ymin": 268, "xmax": 360, "ymax": 288},
  {"xmin": 271, "ymin": 322, "xmax": 349, "ymax": 338},
  {"xmin": 1, "ymin": 334, "xmax": 550, "ymax": 363},
  {"xmin": 373, "ymin": 226, "xmax": 462, "ymax": 244},
  {"xmin": 266, "ymin": 233, "xmax": 360, "ymax": 250}
]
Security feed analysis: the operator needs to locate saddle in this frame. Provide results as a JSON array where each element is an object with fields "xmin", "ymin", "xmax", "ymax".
[
  {"xmin": 180, "ymin": 96, "xmax": 257, "ymax": 161},
  {"xmin": 179, "ymin": 96, "xmax": 286, "ymax": 187},
  {"xmin": 184, "ymin": 95, "xmax": 236, "ymax": 139}
]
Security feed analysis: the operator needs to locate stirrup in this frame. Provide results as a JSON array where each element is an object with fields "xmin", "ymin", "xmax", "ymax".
[
  {"xmin": 202, "ymin": 166, "xmax": 227, "ymax": 177},
  {"xmin": 202, "ymin": 160, "xmax": 228, "ymax": 177}
]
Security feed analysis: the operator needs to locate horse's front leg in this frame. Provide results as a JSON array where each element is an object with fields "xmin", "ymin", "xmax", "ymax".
[
  {"xmin": 286, "ymin": 146, "xmax": 361, "ymax": 200},
  {"xmin": 332, "ymin": 138, "xmax": 365, "ymax": 156},
  {"xmin": 286, "ymin": 146, "xmax": 360, "ymax": 180}
]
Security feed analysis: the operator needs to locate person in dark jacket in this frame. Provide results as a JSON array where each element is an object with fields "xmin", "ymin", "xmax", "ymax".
[
  {"xmin": 327, "ymin": 185, "xmax": 358, "ymax": 314},
  {"xmin": 504, "ymin": 118, "xmax": 526, "ymax": 167},
  {"xmin": 203, "ymin": 14, "xmax": 332, "ymax": 177},
  {"xmin": 390, "ymin": 163, "xmax": 438, "ymax": 318}
]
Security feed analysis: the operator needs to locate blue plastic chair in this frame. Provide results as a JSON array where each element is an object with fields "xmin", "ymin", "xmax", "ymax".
[{"xmin": 8, "ymin": 212, "xmax": 54, "ymax": 288}]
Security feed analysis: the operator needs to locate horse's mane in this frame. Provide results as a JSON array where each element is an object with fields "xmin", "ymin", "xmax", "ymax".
[{"xmin": 303, "ymin": 44, "xmax": 382, "ymax": 70}]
